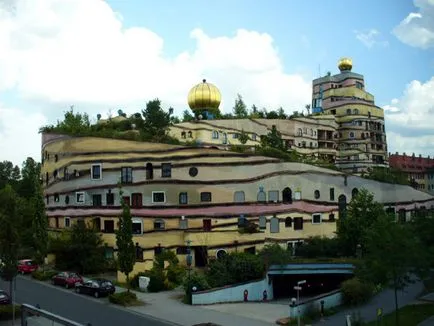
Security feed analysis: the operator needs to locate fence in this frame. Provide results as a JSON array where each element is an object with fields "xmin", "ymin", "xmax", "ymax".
[{"xmin": 20, "ymin": 304, "xmax": 91, "ymax": 326}]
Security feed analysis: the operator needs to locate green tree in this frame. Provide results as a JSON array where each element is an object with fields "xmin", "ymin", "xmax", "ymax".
[
  {"xmin": 40, "ymin": 106, "xmax": 91, "ymax": 134},
  {"xmin": 337, "ymin": 189, "xmax": 387, "ymax": 256},
  {"xmin": 233, "ymin": 94, "xmax": 248, "ymax": 118},
  {"xmin": 32, "ymin": 180, "xmax": 48, "ymax": 267},
  {"xmin": 0, "ymin": 161, "xmax": 21, "ymax": 190},
  {"xmin": 18, "ymin": 157, "xmax": 40, "ymax": 199},
  {"xmin": 258, "ymin": 244, "xmax": 293, "ymax": 268},
  {"xmin": 265, "ymin": 110, "xmax": 279, "ymax": 119},
  {"xmin": 116, "ymin": 190, "xmax": 136, "ymax": 291},
  {"xmin": 142, "ymin": 99, "xmax": 172, "ymax": 140},
  {"xmin": 182, "ymin": 110, "xmax": 195, "ymax": 122},
  {"xmin": 238, "ymin": 129, "xmax": 249, "ymax": 145},
  {"xmin": 362, "ymin": 215, "xmax": 427, "ymax": 326},
  {"xmin": 260, "ymin": 125, "xmax": 285, "ymax": 151},
  {"xmin": 277, "ymin": 107, "xmax": 287, "ymax": 119}
]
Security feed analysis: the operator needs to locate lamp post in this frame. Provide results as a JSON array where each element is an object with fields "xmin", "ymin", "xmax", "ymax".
[
  {"xmin": 294, "ymin": 280, "xmax": 306, "ymax": 326},
  {"xmin": 186, "ymin": 240, "xmax": 192, "ymax": 304}
]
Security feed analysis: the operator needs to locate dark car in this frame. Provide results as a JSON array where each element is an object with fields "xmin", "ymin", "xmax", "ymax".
[
  {"xmin": 52, "ymin": 272, "xmax": 83, "ymax": 289},
  {"xmin": 75, "ymin": 278, "xmax": 115, "ymax": 298},
  {"xmin": 0, "ymin": 290, "xmax": 11, "ymax": 305}
]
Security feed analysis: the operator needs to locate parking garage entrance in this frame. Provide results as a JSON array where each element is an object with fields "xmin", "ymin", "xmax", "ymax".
[{"xmin": 268, "ymin": 263, "xmax": 355, "ymax": 299}]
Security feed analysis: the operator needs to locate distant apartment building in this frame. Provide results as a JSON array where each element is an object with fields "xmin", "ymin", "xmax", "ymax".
[{"xmin": 389, "ymin": 152, "xmax": 434, "ymax": 194}]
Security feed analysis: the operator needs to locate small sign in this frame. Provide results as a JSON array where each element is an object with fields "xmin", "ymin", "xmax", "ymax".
[{"xmin": 294, "ymin": 286, "xmax": 302, "ymax": 290}]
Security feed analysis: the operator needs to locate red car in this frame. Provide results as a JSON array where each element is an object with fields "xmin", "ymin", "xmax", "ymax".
[
  {"xmin": 17, "ymin": 259, "xmax": 38, "ymax": 274},
  {"xmin": 52, "ymin": 272, "xmax": 83, "ymax": 289}
]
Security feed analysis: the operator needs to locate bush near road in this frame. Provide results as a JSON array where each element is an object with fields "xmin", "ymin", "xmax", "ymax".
[
  {"xmin": 108, "ymin": 291, "xmax": 140, "ymax": 306},
  {"xmin": 0, "ymin": 304, "xmax": 21, "ymax": 321},
  {"xmin": 31, "ymin": 270, "xmax": 58, "ymax": 281}
]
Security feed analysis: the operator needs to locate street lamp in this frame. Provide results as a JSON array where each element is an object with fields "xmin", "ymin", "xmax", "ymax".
[{"xmin": 294, "ymin": 280, "xmax": 306, "ymax": 326}]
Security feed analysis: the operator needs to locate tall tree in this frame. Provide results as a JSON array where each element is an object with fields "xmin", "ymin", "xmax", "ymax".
[
  {"xmin": 277, "ymin": 107, "xmax": 287, "ymax": 119},
  {"xmin": 233, "ymin": 94, "xmax": 248, "ymax": 118},
  {"xmin": 18, "ymin": 157, "xmax": 40, "ymax": 199},
  {"xmin": 32, "ymin": 180, "xmax": 48, "ymax": 267},
  {"xmin": 0, "ymin": 185, "xmax": 22, "ymax": 323},
  {"xmin": 363, "ymin": 215, "xmax": 427, "ymax": 326},
  {"xmin": 116, "ymin": 190, "xmax": 136, "ymax": 291},
  {"xmin": 336, "ymin": 189, "xmax": 387, "ymax": 256},
  {"xmin": 260, "ymin": 125, "xmax": 285, "ymax": 151},
  {"xmin": 238, "ymin": 129, "xmax": 250, "ymax": 145},
  {"xmin": 182, "ymin": 110, "xmax": 195, "ymax": 122},
  {"xmin": 142, "ymin": 99, "xmax": 172, "ymax": 140}
]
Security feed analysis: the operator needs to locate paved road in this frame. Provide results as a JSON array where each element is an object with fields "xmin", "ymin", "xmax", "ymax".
[{"xmin": 0, "ymin": 276, "xmax": 179, "ymax": 326}]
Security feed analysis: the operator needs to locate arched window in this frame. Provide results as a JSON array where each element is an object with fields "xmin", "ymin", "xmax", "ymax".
[
  {"xmin": 257, "ymin": 189, "xmax": 266, "ymax": 202},
  {"xmin": 354, "ymin": 109, "xmax": 359, "ymax": 115},
  {"xmin": 146, "ymin": 163, "xmax": 153, "ymax": 180},
  {"xmin": 187, "ymin": 131, "xmax": 193, "ymax": 138},
  {"xmin": 285, "ymin": 217, "xmax": 292, "ymax": 228},
  {"xmin": 282, "ymin": 187, "xmax": 292, "ymax": 203},
  {"xmin": 314, "ymin": 190, "xmax": 320, "ymax": 199},
  {"xmin": 212, "ymin": 131, "xmax": 219, "ymax": 139},
  {"xmin": 351, "ymin": 188, "xmax": 359, "ymax": 198},
  {"xmin": 181, "ymin": 131, "xmax": 186, "ymax": 139}
]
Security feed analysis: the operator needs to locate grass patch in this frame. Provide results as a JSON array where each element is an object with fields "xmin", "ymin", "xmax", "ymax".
[
  {"xmin": 365, "ymin": 304, "xmax": 434, "ymax": 326},
  {"xmin": 0, "ymin": 304, "xmax": 21, "ymax": 321},
  {"xmin": 108, "ymin": 291, "xmax": 143, "ymax": 307}
]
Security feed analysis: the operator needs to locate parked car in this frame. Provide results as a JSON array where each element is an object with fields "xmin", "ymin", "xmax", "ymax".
[
  {"xmin": 52, "ymin": 272, "xmax": 83, "ymax": 289},
  {"xmin": 0, "ymin": 290, "xmax": 11, "ymax": 305},
  {"xmin": 17, "ymin": 259, "xmax": 38, "ymax": 274},
  {"xmin": 75, "ymin": 278, "xmax": 115, "ymax": 298}
]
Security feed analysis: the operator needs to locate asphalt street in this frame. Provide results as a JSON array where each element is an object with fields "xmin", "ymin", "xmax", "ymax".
[{"xmin": 0, "ymin": 276, "xmax": 179, "ymax": 326}]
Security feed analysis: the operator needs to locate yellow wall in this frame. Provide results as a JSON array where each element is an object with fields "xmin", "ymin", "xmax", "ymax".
[
  {"xmin": 334, "ymin": 104, "xmax": 384, "ymax": 119},
  {"xmin": 324, "ymin": 87, "xmax": 374, "ymax": 102}
]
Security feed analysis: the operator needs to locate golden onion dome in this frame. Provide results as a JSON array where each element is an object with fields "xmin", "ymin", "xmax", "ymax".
[
  {"xmin": 188, "ymin": 79, "xmax": 221, "ymax": 112},
  {"xmin": 338, "ymin": 57, "xmax": 353, "ymax": 72}
]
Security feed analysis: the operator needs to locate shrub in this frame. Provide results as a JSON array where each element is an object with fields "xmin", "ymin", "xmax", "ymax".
[
  {"xmin": 108, "ymin": 291, "xmax": 138, "ymax": 306},
  {"xmin": 32, "ymin": 270, "xmax": 58, "ymax": 281},
  {"xmin": 183, "ymin": 271, "xmax": 210, "ymax": 292},
  {"xmin": 0, "ymin": 304, "xmax": 21, "ymax": 321},
  {"xmin": 341, "ymin": 277, "xmax": 374, "ymax": 306},
  {"xmin": 167, "ymin": 264, "xmax": 186, "ymax": 285},
  {"xmin": 147, "ymin": 268, "xmax": 166, "ymax": 293}
]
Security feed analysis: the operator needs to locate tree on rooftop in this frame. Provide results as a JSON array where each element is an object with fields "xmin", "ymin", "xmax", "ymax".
[
  {"xmin": 233, "ymin": 94, "xmax": 248, "ymax": 118},
  {"xmin": 238, "ymin": 129, "xmax": 249, "ymax": 145},
  {"xmin": 260, "ymin": 125, "xmax": 285, "ymax": 151},
  {"xmin": 116, "ymin": 189, "xmax": 136, "ymax": 291},
  {"xmin": 141, "ymin": 99, "xmax": 172, "ymax": 140}
]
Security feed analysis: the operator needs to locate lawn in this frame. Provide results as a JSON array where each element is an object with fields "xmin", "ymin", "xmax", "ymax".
[{"xmin": 366, "ymin": 304, "xmax": 434, "ymax": 326}]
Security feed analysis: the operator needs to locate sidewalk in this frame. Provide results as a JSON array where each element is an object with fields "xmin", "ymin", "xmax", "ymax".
[{"xmin": 313, "ymin": 280, "xmax": 424, "ymax": 325}]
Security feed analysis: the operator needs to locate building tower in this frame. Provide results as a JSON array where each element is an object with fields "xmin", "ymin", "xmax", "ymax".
[
  {"xmin": 311, "ymin": 58, "xmax": 388, "ymax": 173},
  {"xmin": 187, "ymin": 79, "xmax": 221, "ymax": 120}
]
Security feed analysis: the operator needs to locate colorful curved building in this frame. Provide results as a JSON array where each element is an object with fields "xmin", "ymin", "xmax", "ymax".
[{"xmin": 41, "ymin": 59, "xmax": 432, "ymax": 282}]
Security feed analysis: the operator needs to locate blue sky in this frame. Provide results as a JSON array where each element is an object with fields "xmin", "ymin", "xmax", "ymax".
[{"xmin": 0, "ymin": 0, "xmax": 433, "ymax": 164}]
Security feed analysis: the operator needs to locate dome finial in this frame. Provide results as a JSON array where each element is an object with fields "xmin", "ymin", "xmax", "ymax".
[
  {"xmin": 202, "ymin": 79, "xmax": 206, "ymax": 83},
  {"xmin": 338, "ymin": 57, "xmax": 352, "ymax": 72}
]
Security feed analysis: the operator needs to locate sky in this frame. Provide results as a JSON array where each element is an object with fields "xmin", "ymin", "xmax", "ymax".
[{"xmin": 0, "ymin": 0, "xmax": 433, "ymax": 165}]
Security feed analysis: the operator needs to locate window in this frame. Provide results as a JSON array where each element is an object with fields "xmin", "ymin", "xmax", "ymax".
[
  {"xmin": 176, "ymin": 246, "xmax": 189, "ymax": 255},
  {"xmin": 65, "ymin": 195, "xmax": 70, "ymax": 204},
  {"xmin": 189, "ymin": 167, "xmax": 198, "ymax": 177},
  {"xmin": 294, "ymin": 217, "xmax": 303, "ymax": 230},
  {"xmin": 200, "ymin": 192, "xmax": 212, "ymax": 202},
  {"xmin": 122, "ymin": 196, "xmax": 130, "ymax": 206},
  {"xmin": 212, "ymin": 131, "xmax": 219, "ymax": 139},
  {"xmin": 252, "ymin": 134, "xmax": 257, "ymax": 141},
  {"xmin": 152, "ymin": 192, "xmax": 166, "ymax": 203},
  {"xmin": 76, "ymin": 192, "xmax": 85, "ymax": 204},
  {"xmin": 238, "ymin": 215, "xmax": 247, "ymax": 227},
  {"xmin": 106, "ymin": 191, "xmax": 114, "ymax": 205},
  {"xmin": 232, "ymin": 133, "xmax": 239, "ymax": 139},
  {"xmin": 330, "ymin": 188, "xmax": 335, "ymax": 201},
  {"xmin": 312, "ymin": 214, "xmax": 322, "ymax": 224},
  {"xmin": 92, "ymin": 194, "xmax": 102, "ymax": 207},
  {"xmin": 181, "ymin": 131, "xmax": 186, "ymax": 139},
  {"xmin": 91, "ymin": 164, "xmax": 102, "ymax": 180},
  {"xmin": 132, "ymin": 218, "xmax": 142, "ymax": 235},
  {"xmin": 294, "ymin": 191, "xmax": 301, "ymax": 200},
  {"xmin": 54, "ymin": 194, "xmax": 60, "ymax": 202},
  {"xmin": 257, "ymin": 189, "xmax": 266, "ymax": 202},
  {"xmin": 268, "ymin": 190, "xmax": 279, "ymax": 202},
  {"xmin": 203, "ymin": 219, "xmax": 212, "ymax": 231},
  {"xmin": 349, "ymin": 132, "xmax": 355, "ymax": 139},
  {"xmin": 179, "ymin": 192, "xmax": 188, "ymax": 205},
  {"xmin": 103, "ymin": 220, "xmax": 115, "ymax": 233},
  {"xmin": 270, "ymin": 216, "xmax": 279, "ymax": 233},
  {"xmin": 314, "ymin": 190, "xmax": 320, "ymax": 199},
  {"xmin": 329, "ymin": 214, "xmax": 335, "ymax": 222},
  {"xmin": 259, "ymin": 216, "xmax": 266, "ymax": 230},
  {"xmin": 121, "ymin": 167, "xmax": 133, "ymax": 184},
  {"xmin": 131, "ymin": 193, "xmax": 143, "ymax": 208},
  {"xmin": 188, "ymin": 131, "xmax": 193, "ymax": 138},
  {"xmin": 154, "ymin": 246, "xmax": 163, "ymax": 255},
  {"xmin": 154, "ymin": 219, "xmax": 165, "ymax": 230},
  {"xmin": 285, "ymin": 217, "xmax": 292, "ymax": 228},
  {"xmin": 161, "ymin": 163, "xmax": 172, "ymax": 178},
  {"xmin": 179, "ymin": 217, "xmax": 188, "ymax": 229},
  {"xmin": 64, "ymin": 217, "xmax": 71, "ymax": 228},
  {"xmin": 145, "ymin": 163, "xmax": 153, "ymax": 180},
  {"xmin": 234, "ymin": 191, "xmax": 245, "ymax": 203}
]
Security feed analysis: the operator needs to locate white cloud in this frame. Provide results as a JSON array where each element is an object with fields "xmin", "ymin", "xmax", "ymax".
[
  {"xmin": 393, "ymin": 0, "xmax": 434, "ymax": 49},
  {"xmin": 0, "ymin": 104, "xmax": 47, "ymax": 164},
  {"xmin": 354, "ymin": 29, "xmax": 389, "ymax": 48},
  {"xmin": 0, "ymin": 0, "xmax": 313, "ymax": 163},
  {"xmin": 384, "ymin": 77, "xmax": 434, "ymax": 155}
]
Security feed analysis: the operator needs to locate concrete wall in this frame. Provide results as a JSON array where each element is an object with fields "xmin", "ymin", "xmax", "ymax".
[
  {"xmin": 192, "ymin": 277, "xmax": 273, "ymax": 305},
  {"xmin": 288, "ymin": 290, "xmax": 342, "ymax": 318}
]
